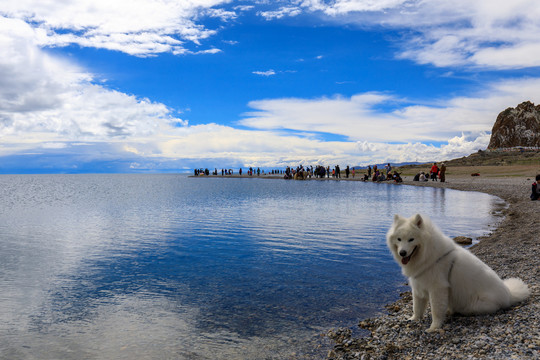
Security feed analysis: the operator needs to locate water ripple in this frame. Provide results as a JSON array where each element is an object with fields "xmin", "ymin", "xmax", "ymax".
[{"xmin": 0, "ymin": 174, "xmax": 502, "ymax": 359}]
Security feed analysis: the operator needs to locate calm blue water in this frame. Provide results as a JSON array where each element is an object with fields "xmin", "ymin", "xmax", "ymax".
[{"xmin": 0, "ymin": 174, "xmax": 504, "ymax": 359}]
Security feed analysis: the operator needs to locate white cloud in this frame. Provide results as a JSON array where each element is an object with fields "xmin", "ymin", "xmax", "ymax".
[
  {"xmin": 238, "ymin": 77, "xmax": 540, "ymax": 162},
  {"xmin": 126, "ymin": 123, "xmax": 363, "ymax": 168},
  {"xmin": 299, "ymin": 0, "xmax": 409, "ymax": 15},
  {"xmin": 0, "ymin": 0, "xmax": 233, "ymax": 56},
  {"xmin": 253, "ymin": 69, "xmax": 277, "ymax": 76},
  {"xmin": 222, "ymin": 40, "xmax": 239, "ymax": 45},
  {"xmin": 470, "ymin": 43, "xmax": 540, "ymax": 69},
  {"xmin": 382, "ymin": 0, "xmax": 540, "ymax": 69},
  {"xmin": 27, "ymin": 74, "xmax": 526, "ymax": 168},
  {"xmin": 0, "ymin": 15, "xmax": 365, "ymax": 168},
  {"xmin": 240, "ymin": 92, "xmax": 398, "ymax": 140},
  {"xmin": 3, "ymin": 0, "xmax": 539, "ymax": 68},
  {"xmin": 257, "ymin": 6, "xmax": 302, "ymax": 20},
  {"xmin": 354, "ymin": 133, "xmax": 491, "ymax": 165},
  {"xmin": 0, "ymin": 17, "xmax": 186, "ymax": 156},
  {"xmin": 41, "ymin": 142, "xmax": 68, "ymax": 149},
  {"xmin": 190, "ymin": 48, "xmax": 222, "ymax": 55},
  {"xmin": 256, "ymin": 0, "xmax": 540, "ymax": 69}
]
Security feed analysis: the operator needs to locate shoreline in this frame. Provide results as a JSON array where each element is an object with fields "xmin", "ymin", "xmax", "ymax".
[{"xmin": 326, "ymin": 174, "xmax": 540, "ymax": 359}]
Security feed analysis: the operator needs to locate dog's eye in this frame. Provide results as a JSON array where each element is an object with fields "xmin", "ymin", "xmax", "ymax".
[
  {"xmin": 397, "ymin": 238, "xmax": 401, "ymax": 242},
  {"xmin": 408, "ymin": 238, "xmax": 414, "ymax": 242}
]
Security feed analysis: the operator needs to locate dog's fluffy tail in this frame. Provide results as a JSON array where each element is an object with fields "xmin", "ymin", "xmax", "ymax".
[{"xmin": 504, "ymin": 278, "xmax": 530, "ymax": 304}]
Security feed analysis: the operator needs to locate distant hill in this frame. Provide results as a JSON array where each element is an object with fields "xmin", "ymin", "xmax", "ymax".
[
  {"xmin": 353, "ymin": 162, "xmax": 422, "ymax": 171},
  {"xmin": 355, "ymin": 151, "xmax": 540, "ymax": 174},
  {"xmin": 441, "ymin": 149, "xmax": 540, "ymax": 167},
  {"xmin": 396, "ymin": 149, "xmax": 540, "ymax": 173}
]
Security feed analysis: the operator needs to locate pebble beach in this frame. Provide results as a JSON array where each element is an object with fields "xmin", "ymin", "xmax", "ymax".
[{"xmin": 326, "ymin": 175, "xmax": 540, "ymax": 360}]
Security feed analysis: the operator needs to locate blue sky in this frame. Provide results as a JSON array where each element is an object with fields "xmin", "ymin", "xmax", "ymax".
[{"xmin": 1, "ymin": 0, "xmax": 540, "ymax": 173}]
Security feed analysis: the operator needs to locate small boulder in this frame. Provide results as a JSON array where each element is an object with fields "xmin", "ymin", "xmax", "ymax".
[{"xmin": 454, "ymin": 236, "xmax": 473, "ymax": 245}]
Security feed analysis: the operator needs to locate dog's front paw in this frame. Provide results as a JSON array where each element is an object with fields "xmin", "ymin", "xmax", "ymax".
[
  {"xmin": 426, "ymin": 327, "xmax": 445, "ymax": 334},
  {"xmin": 426, "ymin": 322, "xmax": 443, "ymax": 333},
  {"xmin": 408, "ymin": 315, "xmax": 421, "ymax": 321}
]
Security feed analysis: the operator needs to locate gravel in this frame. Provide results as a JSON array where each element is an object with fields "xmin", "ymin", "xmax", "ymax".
[{"xmin": 326, "ymin": 175, "xmax": 540, "ymax": 360}]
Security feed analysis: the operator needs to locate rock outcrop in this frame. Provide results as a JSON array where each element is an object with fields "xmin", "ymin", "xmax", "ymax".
[{"xmin": 488, "ymin": 101, "xmax": 540, "ymax": 149}]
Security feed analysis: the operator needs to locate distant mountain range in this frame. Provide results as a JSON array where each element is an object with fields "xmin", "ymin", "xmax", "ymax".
[
  {"xmin": 352, "ymin": 162, "xmax": 423, "ymax": 171},
  {"xmin": 395, "ymin": 148, "xmax": 540, "ymax": 170}
]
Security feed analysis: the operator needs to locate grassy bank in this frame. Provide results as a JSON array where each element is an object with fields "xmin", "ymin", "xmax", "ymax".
[{"xmin": 396, "ymin": 150, "xmax": 540, "ymax": 178}]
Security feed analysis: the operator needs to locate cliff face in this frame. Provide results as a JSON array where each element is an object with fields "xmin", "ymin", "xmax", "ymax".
[{"xmin": 488, "ymin": 101, "xmax": 540, "ymax": 149}]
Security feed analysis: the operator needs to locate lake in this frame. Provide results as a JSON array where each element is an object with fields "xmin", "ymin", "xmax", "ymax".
[{"xmin": 0, "ymin": 174, "xmax": 505, "ymax": 359}]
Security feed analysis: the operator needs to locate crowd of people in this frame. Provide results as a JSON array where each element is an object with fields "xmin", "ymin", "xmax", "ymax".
[
  {"xmin": 412, "ymin": 162, "xmax": 446, "ymax": 182},
  {"xmin": 196, "ymin": 167, "xmax": 283, "ymax": 177},
  {"xmin": 360, "ymin": 163, "xmax": 402, "ymax": 183},
  {"xmin": 194, "ymin": 163, "xmax": 404, "ymax": 183},
  {"xmin": 284, "ymin": 165, "xmax": 350, "ymax": 179},
  {"xmin": 281, "ymin": 165, "xmax": 365, "ymax": 180}
]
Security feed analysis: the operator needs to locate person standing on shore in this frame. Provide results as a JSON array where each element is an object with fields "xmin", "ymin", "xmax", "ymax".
[
  {"xmin": 430, "ymin": 163, "xmax": 439, "ymax": 181},
  {"xmin": 439, "ymin": 163, "xmax": 447, "ymax": 182},
  {"xmin": 531, "ymin": 174, "xmax": 540, "ymax": 200},
  {"xmin": 385, "ymin": 163, "xmax": 392, "ymax": 177},
  {"xmin": 368, "ymin": 165, "xmax": 372, "ymax": 178},
  {"xmin": 346, "ymin": 165, "xmax": 350, "ymax": 178}
]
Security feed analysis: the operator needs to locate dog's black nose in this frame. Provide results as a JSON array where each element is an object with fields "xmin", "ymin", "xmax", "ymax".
[{"xmin": 399, "ymin": 250, "xmax": 407, "ymax": 257}]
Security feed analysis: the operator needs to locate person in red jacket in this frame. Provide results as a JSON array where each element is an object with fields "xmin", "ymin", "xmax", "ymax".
[{"xmin": 430, "ymin": 163, "xmax": 439, "ymax": 181}]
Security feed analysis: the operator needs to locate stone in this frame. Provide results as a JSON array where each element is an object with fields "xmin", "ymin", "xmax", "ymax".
[
  {"xmin": 453, "ymin": 236, "xmax": 473, "ymax": 245},
  {"xmin": 488, "ymin": 101, "xmax": 540, "ymax": 149}
]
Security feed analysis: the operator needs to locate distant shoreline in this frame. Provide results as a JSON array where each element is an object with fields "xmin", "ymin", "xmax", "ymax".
[{"xmin": 190, "ymin": 162, "xmax": 540, "ymax": 180}]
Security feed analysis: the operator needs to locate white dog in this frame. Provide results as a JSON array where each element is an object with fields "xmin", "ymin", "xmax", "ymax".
[{"xmin": 386, "ymin": 214, "xmax": 530, "ymax": 332}]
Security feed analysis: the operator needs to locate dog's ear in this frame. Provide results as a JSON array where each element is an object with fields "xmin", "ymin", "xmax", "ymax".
[
  {"xmin": 413, "ymin": 214, "xmax": 424, "ymax": 228},
  {"xmin": 393, "ymin": 214, "xmax": 405, "ymax": 224}
]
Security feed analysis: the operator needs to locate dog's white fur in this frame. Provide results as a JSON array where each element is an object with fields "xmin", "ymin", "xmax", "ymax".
[{"xmin": 386, "ymin": 214, "xmax": 530, "ymax": 332}]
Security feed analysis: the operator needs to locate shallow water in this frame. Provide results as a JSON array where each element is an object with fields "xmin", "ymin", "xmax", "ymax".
[{"xmin": 0, "ymin": 174, "xmax": 504, "ymax": 359}]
